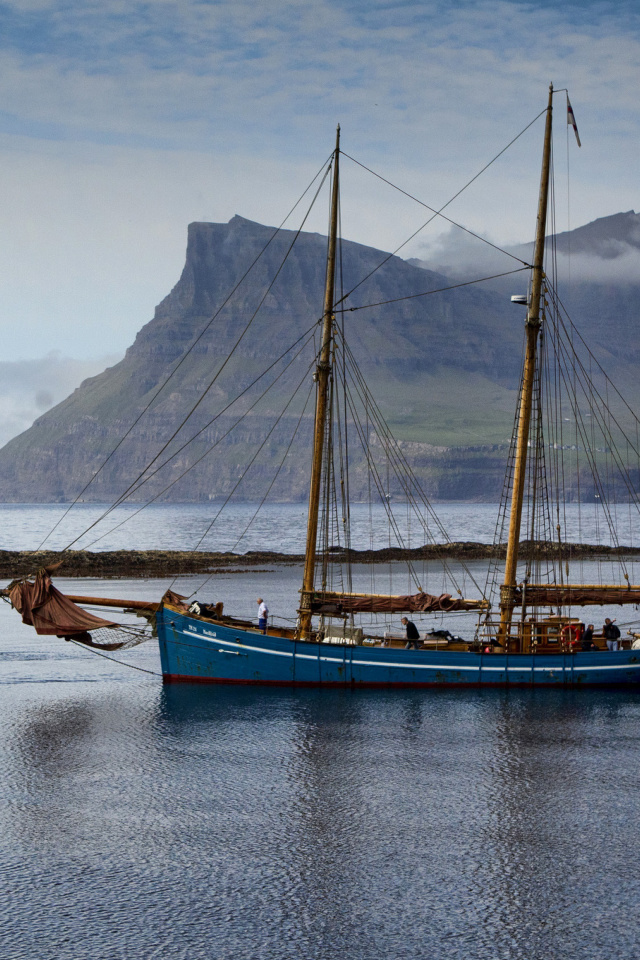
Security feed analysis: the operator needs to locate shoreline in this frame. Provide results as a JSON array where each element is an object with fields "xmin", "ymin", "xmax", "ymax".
[{"xmin": 1, "ymin": 541, "xmax": 639, "ymax": 579}]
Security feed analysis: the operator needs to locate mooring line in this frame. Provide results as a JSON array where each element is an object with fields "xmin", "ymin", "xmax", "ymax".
[{"xmin": 69, "ymin": 639, "xmax": 162, "ymax": 677}]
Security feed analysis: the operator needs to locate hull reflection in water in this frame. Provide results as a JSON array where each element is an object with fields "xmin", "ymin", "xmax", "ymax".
[{"xmin": 157, "ymin": 608, "xmax": 640, "ymax": 687}]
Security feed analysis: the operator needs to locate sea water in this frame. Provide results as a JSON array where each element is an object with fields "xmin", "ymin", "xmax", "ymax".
[
  {"xmin": 1, "ymin": 499, "xmax": 640, "ymax": 552},
  {"xmin": 2, "ymin": 504, "xmax": 640, "ymax": 959}
]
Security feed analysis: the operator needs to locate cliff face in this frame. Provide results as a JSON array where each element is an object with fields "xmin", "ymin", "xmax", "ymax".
[{"xmin": 0, "ymin": 213, "xmax": 638, "ymax": 503}]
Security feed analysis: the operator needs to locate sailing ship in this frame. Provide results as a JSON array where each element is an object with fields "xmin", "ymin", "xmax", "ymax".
[{"xmin": 6, "ymin": 84, "xmax": 640, "ymax": 686}]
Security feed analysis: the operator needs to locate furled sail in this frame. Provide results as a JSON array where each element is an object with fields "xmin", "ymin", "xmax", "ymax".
[
  {"xmin": 9, "ymin": 571, "xmax": 117, "ymax": 636},
  {"xmin": 310, "ymin": 591, "xmax": 488, "ymax": 615},
  {"xmin": 515, "ymin": 584, "xmax": 640, "ymax": 607}
]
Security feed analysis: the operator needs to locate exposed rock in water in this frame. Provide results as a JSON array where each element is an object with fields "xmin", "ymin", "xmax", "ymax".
[{"xmin": 1, "ymin": 542, "xmax": 638, "ymax": 579}]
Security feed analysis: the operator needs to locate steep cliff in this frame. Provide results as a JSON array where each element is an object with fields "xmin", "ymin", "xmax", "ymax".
[{"xmin": 0, "ymin": 213, "xmax": 637, "ymax": 502}]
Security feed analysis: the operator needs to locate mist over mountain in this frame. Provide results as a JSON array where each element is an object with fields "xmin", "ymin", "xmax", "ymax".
[
  {"xmin": 0, "ymin": 353, "xmax": 122, "ymax": 447},
  {"xmin": 411, "ymin": 211, "xmax": 640, "ymax": 285},
  {"xmin": 411, "ymin": 210, "xmax": 640, "ymax": 380},
  {"xmin": 0, "ymin": 212, "xmax": 638, "ymax": 504}
]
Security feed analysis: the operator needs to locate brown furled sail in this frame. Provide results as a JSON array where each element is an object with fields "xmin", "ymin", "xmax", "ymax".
[
  {"xmin": 515, "ymin": 584, "xmax": 640, "ymax": 606},
  {"xmin": 9, "ymin": 571, "xmax": 117, "ymax": 636},
  {"xmin": 310, "ymin": 591, "xmax": 488, "ymax": 615}
]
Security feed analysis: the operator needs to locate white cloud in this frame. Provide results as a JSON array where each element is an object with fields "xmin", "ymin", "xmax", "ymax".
[
  {"xmin": 553, "ymin": 248, "xmax": 640, "ymax": 285},
  {"xmin": 0, "ymin": 353, "xmax": 121, "ymax": 447},
  {"xmin": 0, "ymin": 0, "xmax": 638, "ymax": 358},
  {"xmin": 412, "ymin": 220, "xmax": 640, "ymax": 286},
  {"xmin": 410, "ymin": 226, "xmax": 518, "ymax": 279}
]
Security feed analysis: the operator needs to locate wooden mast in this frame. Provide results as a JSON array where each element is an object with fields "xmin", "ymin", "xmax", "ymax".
[
  {"xmin": 298, "ymin": 126, "xmax": 341, "ymax": 639},
  {"xmin": 498, "ymin": 84, "xmax": 554, "ymax": 644}
]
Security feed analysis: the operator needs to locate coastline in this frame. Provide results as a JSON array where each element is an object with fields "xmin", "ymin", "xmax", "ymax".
[{"xmin": 2, "ymin": 541, "xmax": 640, "ymax": 579}]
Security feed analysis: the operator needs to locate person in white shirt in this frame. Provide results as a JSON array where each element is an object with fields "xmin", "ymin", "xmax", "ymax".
[{"xmin": 257, "ymin": 598, "xmax": 269, "ymax": 634}]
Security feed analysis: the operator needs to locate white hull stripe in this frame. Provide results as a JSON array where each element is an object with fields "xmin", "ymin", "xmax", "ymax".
[{"xmin": 175, "ymin": 630, "xmax": 639, "ymax": 674}]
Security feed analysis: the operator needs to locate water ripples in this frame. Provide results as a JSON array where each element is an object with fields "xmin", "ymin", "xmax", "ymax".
[
  {"xmin": 3, "ymin": 603, "xmax": 640, "ymax": 956},
  {"xmin": 3, "ymin": 685, "xmax": 640, "ymax": 958},
  {"xmin": 1, "ymin": 500, "xmax": 638, "ymax": 554}
]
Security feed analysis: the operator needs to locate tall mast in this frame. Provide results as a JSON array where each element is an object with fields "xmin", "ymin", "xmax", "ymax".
[
  {"xmin": 298, "ymin": 126, "xmax": 341, "ymax": 639},
  {"xmin": 498, "ymin": 84, "xmax": 554, "ymax": 643}
]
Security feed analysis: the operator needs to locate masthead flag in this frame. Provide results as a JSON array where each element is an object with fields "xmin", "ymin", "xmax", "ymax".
[{"xmin": 567, "ymin": 96, "xmax": 581, "ymax": 147}]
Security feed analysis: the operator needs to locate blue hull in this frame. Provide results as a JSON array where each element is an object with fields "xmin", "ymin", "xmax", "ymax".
[{"xmin": 156, "ymin": 607, "xmax": 640, "ymax": 688}]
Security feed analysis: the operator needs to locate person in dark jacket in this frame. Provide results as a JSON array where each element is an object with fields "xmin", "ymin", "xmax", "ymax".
[
  {"xmin": 581, "ymin": 624, "xmax": 596, "ymax": 651},
  {"xmin": 603, "ymin": 618, "xmax": 621, "ymax": 651},
  {"xmin": 401, "ymin": 617, "xmax": 421, "ymax": 649}
]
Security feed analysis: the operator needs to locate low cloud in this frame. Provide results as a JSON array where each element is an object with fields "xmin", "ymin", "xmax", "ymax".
[
  {"xmin": 410, "ymin": 227, "xmax": 523, "ymax": 280},
  {"xmin": 552, "ymin": 248, "xmax": 640, "ymax": 284},
  {"xmin": 0, "ymin": 352, "xmax": 121, "ymax": 448},
  {"xmin": 411, "ymin": 226, "xmax": 640, "ymax": 286}
]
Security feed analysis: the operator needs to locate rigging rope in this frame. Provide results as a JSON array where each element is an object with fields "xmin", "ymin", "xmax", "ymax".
[
  {"xmin": 36, "ymin": 154, "xmax": 334, "ymax": 552},
  {"xmin": 337, "ymin": 105, "xmax": 546, "ymax": 300},
  {"xmin": 335, "ymin": 328, "xmax": 486, "ymax": 599},
  {"xmin": 69, "ymin": 638, "xmax": 162, "ymax": 677},
  {"xmin": 63, "ymin": 324, "xmax": 319, "ymax": 549},
  {"xmin": 179, "ymin": 357, "xmax": 318, "ymax": 562},
  {"xmin": 190, "ymin": 381, "xmax": 315, "ymax": 598},
  {"xmin": 229, "ymin": 387, "xmax": 314, "ymax": 555},
  {"xmin": 77, "ymin": 334, "xmax": 317, "ymax": 551},
  {"xmin": 343, "ymin": 267, "xmax": 530, "ymax": 312}
]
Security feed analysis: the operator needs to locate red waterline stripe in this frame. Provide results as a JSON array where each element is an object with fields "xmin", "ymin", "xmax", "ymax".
[{"xmin": 162, "ymin": 673, "xmax": 640, "ymax": 689}]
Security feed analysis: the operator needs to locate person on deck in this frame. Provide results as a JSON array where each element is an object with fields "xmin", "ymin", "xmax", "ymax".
[
  {"xmin": 257, "ymin": 598, "xmax": 269, "ymax": 634},
  {"xmin": 401, "ymin": 617, "xmax": 421, "ymax": 649},
  {"xmin": 603, "ymin": 618, "xmax": 621, "ymax": 651},
  {"xmin": 581, "ymin": 624, "xmax": 596, "ymax": 651}
]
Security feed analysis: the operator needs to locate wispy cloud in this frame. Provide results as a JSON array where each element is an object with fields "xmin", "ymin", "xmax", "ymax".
[
  {"xmin": 1, "ymin": 0, "xmax": 639, "ymax": 153},
  {"xmin": 414, "ymin": 214, "xmax": 640, "ymax": 285},
  {"xmin": 0, "ymin": 0, "xmax": 638, "ymax": 360},
  {"xmin": 0, "ymin": 352, "xmax": 121, "ymax": 447}
]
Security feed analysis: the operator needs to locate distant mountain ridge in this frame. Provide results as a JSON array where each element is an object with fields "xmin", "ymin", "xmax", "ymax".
[
  {"xmin": 511, "ymin": 209, "xmax": 640, "ymax": 260},
  {"xmin": 0, "ymin": 212, "xmax": 638, "ymax": 503}
]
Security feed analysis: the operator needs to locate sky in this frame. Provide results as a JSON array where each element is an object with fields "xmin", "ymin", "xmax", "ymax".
[{"xmin": 0, "ymin": 0, "xmax": 639, "ymax": 438}]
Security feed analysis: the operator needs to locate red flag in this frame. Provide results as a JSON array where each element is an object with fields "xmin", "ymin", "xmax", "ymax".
[{"xmin": 567, "ymin": 96, "xmax": 581, "ymax": 147}]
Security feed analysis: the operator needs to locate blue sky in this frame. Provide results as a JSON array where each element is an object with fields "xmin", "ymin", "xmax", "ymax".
[{"xmin": 0, "ymin": 0, "xmax": 638, "ymax": 374}]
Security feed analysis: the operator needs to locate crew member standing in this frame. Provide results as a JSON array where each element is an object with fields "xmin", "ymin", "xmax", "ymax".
[
  {"xmin": 603, "ymin": 617, "xmax": 621, "ymax": 651},
  {"xmin": 257, "ymin": 598, "xmax": 269, "ymax": 634},
  {"xmin": 401, "ymin": 616, "xmax": 421, "ymax": 650},
  {"xmin": 581, "ymin": 623, "xmax": 596, "ymax": 651}
]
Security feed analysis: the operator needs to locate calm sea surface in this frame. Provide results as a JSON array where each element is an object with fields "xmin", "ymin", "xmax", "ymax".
[
  {"xmin": 2, "ymin": 499, "xmax": 640, "ymax": 553},
  {"xmin": 2, "ymin": 505, "xmax": 640, "ymax": 959}
]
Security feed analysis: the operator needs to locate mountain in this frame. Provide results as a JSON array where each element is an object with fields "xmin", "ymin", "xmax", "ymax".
[
  {"xmin": 0, "ymin": 213, "xmax": 638, "ymax": 503},
  {"xmin": 512, "ymin": 209, "xmax": 640, "ymax": 260},
  {"xmin": 409, "ymin": 210, "xmax": 640, "ymax": 392}
]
